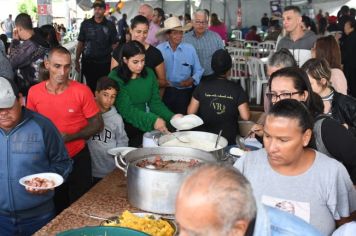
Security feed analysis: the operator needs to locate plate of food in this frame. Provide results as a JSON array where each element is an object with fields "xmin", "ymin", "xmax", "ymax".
[
  {"xmin": 170, "ymin": 114, "xmax": 203, "ymax": 131},
  {"xmin": 19, "ymin": 172, "xmax": 63, "ymax": 190},
  {"xmin": 101, "ymin": 210, "xmax": 177, "ymax": 236},
  {"xmin": 107, "ymin": 147, "xmax": 137, "ymax": 156}
]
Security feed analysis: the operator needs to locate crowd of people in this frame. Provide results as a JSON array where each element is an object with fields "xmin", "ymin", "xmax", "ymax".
[{"xmin": 1, "ymin": 0, "xmax": 356, "ymax": 235}]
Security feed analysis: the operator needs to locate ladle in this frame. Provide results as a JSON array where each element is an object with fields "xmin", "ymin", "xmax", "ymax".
[{"xmin": 215, "ymin": 130, "xmax": 223, "ymax": 148}]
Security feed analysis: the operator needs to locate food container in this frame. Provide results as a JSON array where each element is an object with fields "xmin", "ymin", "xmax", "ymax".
[
  {"xmin": 157, "ymin": 131, "xmax": 229, "ymax": 161},
  {"xmin": 115, "ymin": 147, "xmax": 216, "ymax": 214},
  {"xmin": 57, "ymin": 226, "xmax": 148, "ymax": 236},
  {"xmin": 142, "ymin": 131, "xmax": 160, "ymax": 147}
]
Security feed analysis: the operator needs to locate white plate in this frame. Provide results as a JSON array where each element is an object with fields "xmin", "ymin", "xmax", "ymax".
[
  {"xmin": 19, "ymin": 172, "xmax": 63, "ymax": 190},
  {"xmin": 170, "ymin": 114, "xmax": 204, "ymax": 130},
  {"xmin": 107, "ymin": 147, "xmax": 137, "ymax": 156},
  {"xmin": 230, "ymin": 147, "xmax": 246, "ymax": 156}
]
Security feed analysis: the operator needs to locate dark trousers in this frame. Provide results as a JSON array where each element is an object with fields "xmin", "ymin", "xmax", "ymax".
[
  {"xmin": 54, "ymin": 146, "xmax": 92, "ymax": 214},
  {"xmin": 81, "ymin": 59, "xmax": 111, "ymax": 93},
  {"xmin": 124, "ymin": 121, "xmax": 143, "ymax": 147},
  {"xmin": 163, "ymin": 87, "xmax": 194, "ymax": 115},
  {"xmin": 0, "ymin": 211, "xmax": 55, "ymax": 236}
]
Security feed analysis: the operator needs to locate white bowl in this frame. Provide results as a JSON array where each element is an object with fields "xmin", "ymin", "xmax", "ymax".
[{"xmin": 170, "ymin": 114, "xmax": 204, "ymax": 131}]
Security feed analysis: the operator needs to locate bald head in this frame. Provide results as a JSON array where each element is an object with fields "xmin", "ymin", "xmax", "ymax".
[
  {"xmin": 176, "ymin": 164, "xmax": 257, "ymax": 236},
  {"xmin": 138, "ymin": 4, "xmax": 154, "ymax": 21}
]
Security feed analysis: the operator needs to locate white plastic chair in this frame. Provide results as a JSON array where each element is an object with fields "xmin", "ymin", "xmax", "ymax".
[
  {"xmin": 228, "ymin": 48, "xmax": 246, "ymax": 58},
  {"xmin": 243, "ymin": 40, "xmax": 259, "ymax": 48},
  {"xmin": 247, "ymin": 57, "xmax": 269, "ymax": 105},
  {"xmin": 227, "ymin": 39, "xmax": 245, "ymax": 48},
  {"xmin": 231, "ymin": 30, "xmax": 242, "ymax": 40},
  {"xmin": 229, "ymin": 55, "xmax": 248, "ymax": 90},
  {"xmin": 257, "ymin": 41, "xmax": 276, "ymax": 57}
]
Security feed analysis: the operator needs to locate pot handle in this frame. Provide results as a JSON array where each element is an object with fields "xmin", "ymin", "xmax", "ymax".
[{"xmin": 114, "ymin": 153, "xmax": 127, "ymax": 176}]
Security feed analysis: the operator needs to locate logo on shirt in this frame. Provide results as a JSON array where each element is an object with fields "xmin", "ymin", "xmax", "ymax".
[
  {"xmin": 262, "ymin": 195, "xmax": 310, "ymax": 223},
  {"xmin": 92, "ymin": 129, "xmax": 112, "ymax": 143},
  {"xmin": 68, "ymin": 109, "xmax": 75, "ymax": 113},
  {"xmin": 210, "ymin": 98, "xmax": 226, "ymax": 115}
]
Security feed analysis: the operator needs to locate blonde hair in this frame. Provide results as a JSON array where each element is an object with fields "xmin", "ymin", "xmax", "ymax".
[{"xmin": 301, "ymin": 58, "xmax": 332, "ymax": 88}]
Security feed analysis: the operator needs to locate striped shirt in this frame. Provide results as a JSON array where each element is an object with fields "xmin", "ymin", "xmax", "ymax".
[{"xmin": 183, "ymin": 30, "xmax": 224, "ymax": 76}]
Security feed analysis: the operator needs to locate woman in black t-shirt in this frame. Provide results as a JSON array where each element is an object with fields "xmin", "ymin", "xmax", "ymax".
[
  {"xmin": 187, "ymin": 49, "xmax": 250, "ymax": 144},
  {"xmin": 111, "ymin": 15, "xmax": 167, "ymax": 90}
]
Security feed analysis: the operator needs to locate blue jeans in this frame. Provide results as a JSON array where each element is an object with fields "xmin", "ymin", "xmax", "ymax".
[
  {"xmin": 0, "ymin": 210, "xmax": 55, "ymax": 236},
  {"xmin": 5, "ymin": 32, "xmax": 12, "ymax": 39}
]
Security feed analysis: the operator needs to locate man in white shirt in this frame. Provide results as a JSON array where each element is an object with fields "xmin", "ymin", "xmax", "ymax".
[{"xmin": 1, "ymin": 14, "xmax": 15, "ymax": 39}]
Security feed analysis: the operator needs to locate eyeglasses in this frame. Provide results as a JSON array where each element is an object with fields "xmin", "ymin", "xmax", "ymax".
[
  {"xmin": 265, "ymin": 91, "xmax": 301, "ymax": 102},
  {"xmin": 194, "ymin": 20, "xmax": 207, "ymax": 25}
]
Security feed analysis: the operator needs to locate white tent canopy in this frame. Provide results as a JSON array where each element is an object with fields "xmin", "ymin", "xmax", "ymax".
[{"xmin": 76, "ymin": 0, "xmax": 355, "ymax": 31}]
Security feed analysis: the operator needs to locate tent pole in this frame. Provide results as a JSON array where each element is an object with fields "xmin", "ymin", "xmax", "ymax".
[{"xmin": 223, "ymin": 0, "xmax": 227, "ymax": 23}]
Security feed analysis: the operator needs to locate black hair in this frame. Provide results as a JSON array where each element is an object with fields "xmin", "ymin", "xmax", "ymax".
[
  {"xmin": 269, "ymin": 67, "xmax": 323, "ymax": 118},
  {"xmin": 184, "ymin": 13, "xmax": 191, "ymax": 21},
  {"xmin": 116, "ymin": 40, "xmax": 147, "ymax": 84},
  {"xmin": 350, "ymin": 8, "xmax": 356, "ymax": 17},
  {"xmin": 41, "ymin": 24, "xmax": 60, "ymax": 48},
  {"xmin": 15, "ymin": 13, "xmax": 33, "ymax": 30},
  {"xmin": 284, "ymin": 6, "xmax": 301, "ymax": 15},
  {"xmin": 48, "ymin": 45, "xmax": 71, "ymax": 59},
  {"xmin": 0, "ymin": 34, "xmax": 8, "ymax": 53},
  {"xmin": 345, "ymin": 19, "xmax": 356, "ymax": 29},
  {"xmin": 268, "ymin": 99, "xmax": 314, "ymax": 133},
  {"xmin": 340, "ymin": 5, "xmax": 350, "ymax": 15},
  {"xmin": 96, "ymin": 76, "xmax": 119, "ymax": 92},
  {"xmin": 249, "ymin": 25, "xmax": 257, "ymax": 31},
  {"xmin": 302, "ymin": 15, "xmax": 318, "ymax": 34},
  {"xmin": 131, "ymin": 15, "xmax": 149, "ymax": 29},
  {"xmin": 154, "ymin": 7, "xmax": 165, "ymax": 27},
  {"xmin": 211, "ymin": 49, "xmax": 232, "ymax": 76}
]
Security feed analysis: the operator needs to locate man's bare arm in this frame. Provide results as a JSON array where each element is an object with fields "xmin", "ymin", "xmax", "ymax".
[{"xmin": 62, "ymin": 113, "xmax": 104, "ymax": 142}]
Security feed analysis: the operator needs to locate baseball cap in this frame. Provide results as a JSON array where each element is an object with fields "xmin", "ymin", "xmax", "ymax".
[
  {"xmin": 92, "ymin": 0, "xmax": 106, "ymax": 9},
  {"xmin": 0, "ymin": 77, "xmax": 18, "ymax": 109}
]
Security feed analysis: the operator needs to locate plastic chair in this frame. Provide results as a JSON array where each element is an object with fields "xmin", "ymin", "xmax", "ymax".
[
  {"xmin": 228, "ymin": 47, "xmax": 246, "ymax": 58},
  {"xmin": 227, "ymin": 39, "xmax": 245, "ymax": 48},
  {"xmin": 231, "ymin": 30, "xmax": 242, "ymax": 40},
  {"xmin": 243, "ymin": 40, "xmax": 259, "ymax": 48},
  {"xmin": 247, "ymin": 57, "xmax": 269, "ymax": 105},
  {"xmin": 229, "ymin": 55, "xmax": 248, "ymax": 90},
  {"xmin": 257, "ymin": 41, "xmax": 276, "ymax": 58}
]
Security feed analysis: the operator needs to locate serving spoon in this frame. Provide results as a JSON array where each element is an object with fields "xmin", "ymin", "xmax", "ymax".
[
  {"xmin": 236, "ymin": 135, "xmax": 246, "ymax": 150},
  {"xmin": 215, "ymin": 130, "xmax": 223, "ymax": 148}
]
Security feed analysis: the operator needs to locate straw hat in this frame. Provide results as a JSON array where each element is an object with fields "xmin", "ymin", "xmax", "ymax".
[{"xmin": 156, "ymin": 16, "xmax": 192, "ymax": 36}]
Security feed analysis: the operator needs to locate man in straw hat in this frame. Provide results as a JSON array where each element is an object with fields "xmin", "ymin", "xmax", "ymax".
[{"xmin": 157, "ymin": 16, "xmax": 203, "ymax": 114}]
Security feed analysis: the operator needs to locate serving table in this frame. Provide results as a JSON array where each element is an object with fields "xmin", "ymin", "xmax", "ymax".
[{"xmin": 34, "ymin": 169, "xmax": 138, "ymax": 236}]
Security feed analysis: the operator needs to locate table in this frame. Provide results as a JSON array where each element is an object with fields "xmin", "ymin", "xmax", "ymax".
[{"xmin": 34, "ymin": 170, "xmax": 138, "ymax": 236}]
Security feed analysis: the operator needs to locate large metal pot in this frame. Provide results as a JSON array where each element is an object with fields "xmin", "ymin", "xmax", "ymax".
[
  {"xmin": 157, "ymin": 131, "xmax": 229, "ymax": 161},
  {"xmin": 115, "ymin": 147, "xmax": 216, "ymax": 214}
]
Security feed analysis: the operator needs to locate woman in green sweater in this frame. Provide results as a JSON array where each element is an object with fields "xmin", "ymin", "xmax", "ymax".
[{"xmin": 109, "ymin": 40, "xmax": 180, "ymax": 146}]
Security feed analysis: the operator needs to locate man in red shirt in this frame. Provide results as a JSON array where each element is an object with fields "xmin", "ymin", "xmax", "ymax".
[{"xmin": 27, "ymin": 46, "xmax": 103, "ymax": 213}]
